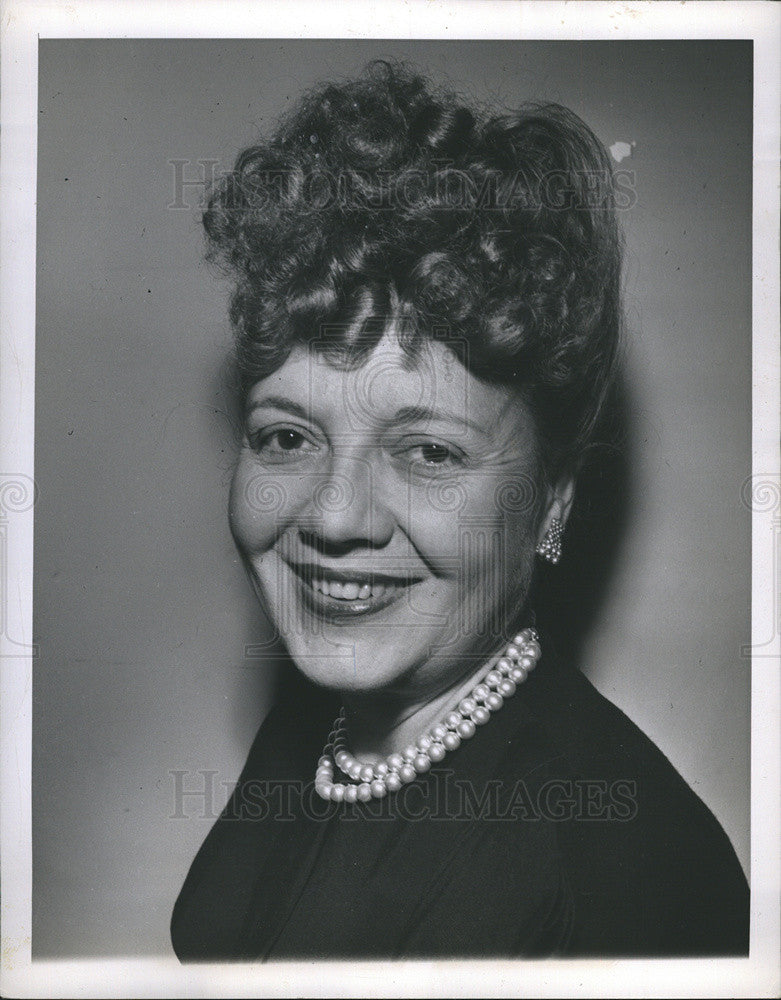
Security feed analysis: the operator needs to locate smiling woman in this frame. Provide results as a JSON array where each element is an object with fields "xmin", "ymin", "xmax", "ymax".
[{"xmin": 170, "ymin": 60, "xmax": 748, "ymax": 959}]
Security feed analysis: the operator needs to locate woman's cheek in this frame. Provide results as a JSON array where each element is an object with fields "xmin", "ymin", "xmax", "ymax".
[
  {"xmin": 411, "ymin": 473, "xmax": 529, "ymax": 554},
  {"xmin": 403, "ymin": 484, "xmax": 465, "ymax": 577},
  {"xmin": 228, "ymin": 458, "xmax": 295, "ymax": 557}
]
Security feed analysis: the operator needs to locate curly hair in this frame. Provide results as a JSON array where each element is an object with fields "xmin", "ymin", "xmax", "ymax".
[{"xmin": 204, "ymin": 60, "xmax": 623, "ymax": 478}]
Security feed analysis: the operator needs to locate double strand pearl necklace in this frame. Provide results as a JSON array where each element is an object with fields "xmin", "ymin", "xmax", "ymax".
[{"xmin": 314, "ymin": 627, "xmax": 541, "ymax": 802}]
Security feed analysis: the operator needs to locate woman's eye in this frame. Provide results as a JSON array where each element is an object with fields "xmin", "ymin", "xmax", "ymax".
[
  {"xmin": 406, "ymin": 441, "xmax": 462, "ymax": 470},
  {"xmin": 249, "ymin": 427, "xmax": 319, "ymax": 461},
  {"xmin": 419, "ymin": 443, "xmax": 453, "ymax": 465}
]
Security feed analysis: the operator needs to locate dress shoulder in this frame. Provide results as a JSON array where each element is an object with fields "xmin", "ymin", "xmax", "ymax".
[{"xmin": 515, "ymin": 658, "xmax": 749, "ymax": 955}]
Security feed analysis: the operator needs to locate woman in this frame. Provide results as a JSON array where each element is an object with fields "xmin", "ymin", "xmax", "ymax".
[{"xmin": 171, "ymin": 61, "xmax": 748, "ymax": 959}]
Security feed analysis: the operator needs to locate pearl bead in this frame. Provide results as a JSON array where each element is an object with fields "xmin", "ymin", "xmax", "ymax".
[
  {"xmin": 458, "ymin": 696, "xmax": 477, "ymax": 716},
  {"xmin": 370, "ymin": 779, "xmax": 387, "ymax": 798},
  {"xmin": 443, "ymin": 731, "xmax": 461, "ymax": 752},
  {"xmin": 417, "ymin": 734, "xmax": 433, "ymax": 752},
  {"xmin": 511, "ymin": 666, "xmax": 528, "ymax": 683},
  {"xmin": 457, "ymin": 719, "xmax": 476, "ymax": 740},
  {"xmin": 347, "ymin": 761, "xmax": 362, "ymax": 781},
  {"xmin": 335, "ymin": 750, "xmax": 350, "ymax": 768},
  {"xmin": 428, "ymin": 741, "xmax": 446, "ymax": 762},
  {"xmin": 344, "ymin": 784, "xmax": 358, "ymax": 803},
  {"xmin": 471, "ymin": 705, "xmax": 490, "ymax": 725},
  {"xmin": 414, "ymin": 754, "xmax": 432, "ymax": 773},
  {"xmin": 375, "ymin": 762, "xmax": 389, "ymax": 776},
  {"xmin": 505, "ymin": 644, "xmax": 520, "ymax": 661},
  {"xmin": 387, "ymin": 753, "xmax": 404, "ymax": 772},
  {"xmin": 385, "ymin": 772, "xmax": 402, "ymax": 793},
  {"xmin": 514, "ymin": 629, "xmax": 533, "ymax": 644},
  {"xmin": 359, "ymin": 764, "xmax": 375, "ymax": 783},
  {"xmin": 485, "ymin": 691, "xmax": 504, "ymax": 711},
  {"xmin": 485, "ymin": 670, "xmax": 502, "ymax": 689},
  {"xmin": 519, "ymin": 653, "xmax": 536, "ymax": 671},
  {"xmin": 315, "ymin": 782, "xmax": 330, "ymax": 798},
  {"xmin": 356, "ymin": 783, "xmax": 372, "ymax": 802},
  {"xmin": 402, "ymin": 745, "xmax": 418, "ymax": 763},
  {"xmin": 330, "ymin": 783, "xmax": 345, "ymax": 802},
  {"xmin": 317, "ymin": 755, "xmax": 332, "ymax": 768},
  {"xmin": 399, "ymin": 763, "xmax": 417, "ymax": 783},
  {"xmin": 498, "ymin": 678, "xmax": 517, "ymax": 698},
  {"xmin": 431, "ymin": 723, "xmax": 448, "ymax": 741},
  {"xmin": 524, "ymin": 640, "xmax": 542, "ymax": 660},
  {"xmin": 445, "ymin": 711, "xmax": 462, "ymax": 729},
  {"xmin": 473, "ymin": 684, "xmax": 490, "ymax": 702},
  {"xmin": 496, "ymin": 657, "xmax": 513, "ymax": 675}
]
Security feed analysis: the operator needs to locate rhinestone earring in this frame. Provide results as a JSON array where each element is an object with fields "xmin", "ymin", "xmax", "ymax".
[{"xmin": 536, "ymin": 517, "xmax": 564, "ymax": 564}]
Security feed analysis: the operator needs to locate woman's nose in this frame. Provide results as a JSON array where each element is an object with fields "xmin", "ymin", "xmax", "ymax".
[{"xmin": 304, "ymin": 452, "xmax": 395, "ymax": 550}]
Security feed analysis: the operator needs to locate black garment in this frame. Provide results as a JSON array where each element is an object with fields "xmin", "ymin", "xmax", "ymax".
[{"xmin": 171, "ymin": 647, "xmax": 749, "ymax": 960}]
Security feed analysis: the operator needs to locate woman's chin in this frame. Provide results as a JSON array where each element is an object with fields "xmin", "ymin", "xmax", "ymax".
[
  {"xmin": 287, "ymin": 656, "xmax": 393, "ymax": 694},
  {"xmin": 282, "ymin": 638, "xmax": 414, "ymax": 696}
]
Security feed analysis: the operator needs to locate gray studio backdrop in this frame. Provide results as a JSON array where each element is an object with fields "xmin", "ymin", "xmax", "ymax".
[{"xmin": 33, "ymin": 39, "xmax": 752, "ymax": 956}]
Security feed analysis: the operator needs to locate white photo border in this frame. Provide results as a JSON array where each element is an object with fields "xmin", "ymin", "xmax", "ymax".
[{"xmin": 1, "ymin": 1, "xmax": 779, "ymax": 997}]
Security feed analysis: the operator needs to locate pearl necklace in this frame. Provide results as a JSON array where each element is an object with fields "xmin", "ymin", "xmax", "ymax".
[{"xmin": 314, "ymin": 628, "xmax": 541, "ymax": 802}]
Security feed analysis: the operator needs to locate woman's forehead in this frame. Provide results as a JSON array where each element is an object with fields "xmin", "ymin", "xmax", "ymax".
[{"xmin": 246, "ymin": 331, "xmax": 524, "ymax": 432}]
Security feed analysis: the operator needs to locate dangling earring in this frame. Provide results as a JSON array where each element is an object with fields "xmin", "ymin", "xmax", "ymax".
[{"xmin": 536, "ymin": 517, "xmax": 564, "ymax": 564}]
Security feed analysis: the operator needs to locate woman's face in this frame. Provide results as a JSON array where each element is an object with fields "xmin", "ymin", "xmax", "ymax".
[{"xmin": 230, "ymin": 329, "xmax": 551, "ymax": 700}]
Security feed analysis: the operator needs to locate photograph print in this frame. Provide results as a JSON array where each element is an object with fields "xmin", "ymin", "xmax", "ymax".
[{"xmin": 29, "ymin": 36, "xmax": 756, "ymax": 966}]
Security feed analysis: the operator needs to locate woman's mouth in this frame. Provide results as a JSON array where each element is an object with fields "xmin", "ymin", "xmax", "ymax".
[
  {"xmin": 310, "ymin": 578, "xmax": 391, "ymax": 601},
  {"xmin": 286, "ymin": 562, "xmax": 422, "ymax": 619}
]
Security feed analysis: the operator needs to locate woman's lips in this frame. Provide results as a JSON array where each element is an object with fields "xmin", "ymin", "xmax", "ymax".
[{"xmin": 286, "ymin": 562, "xmax": 422, "ymax": 619}]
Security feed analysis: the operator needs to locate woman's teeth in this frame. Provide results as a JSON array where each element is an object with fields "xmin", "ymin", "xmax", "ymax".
[{"xmin": 311, "ymin": 578, "xmax": 390, "ymax": 601}]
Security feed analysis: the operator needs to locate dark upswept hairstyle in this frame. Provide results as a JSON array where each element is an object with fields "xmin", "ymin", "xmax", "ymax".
[{"xmin": 204, "ymin": 60, "xmax": 623, "ymax": 479}]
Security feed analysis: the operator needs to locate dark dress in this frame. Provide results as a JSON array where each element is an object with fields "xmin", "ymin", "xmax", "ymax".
[{"xmin": 171, "ymin": 642, "xmax": 749, "ymax": 960}]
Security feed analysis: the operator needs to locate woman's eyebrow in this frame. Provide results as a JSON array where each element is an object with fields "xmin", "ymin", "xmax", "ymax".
[
  {"xmin": 246, "ymin": 397, "xmax": 487, "ymax": 434},
  {"xmin": 246, "ymin": 395, "xmax": 311, "ymax": 421},
  {"xmin": 392, "ymin": 404, "xmax": 484, "ymax": 434}
]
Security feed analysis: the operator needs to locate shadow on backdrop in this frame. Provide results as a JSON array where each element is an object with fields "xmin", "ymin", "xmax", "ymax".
[{"xmin": 534, "ymin": 369, "xmax": 634, "ymax": 671}]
